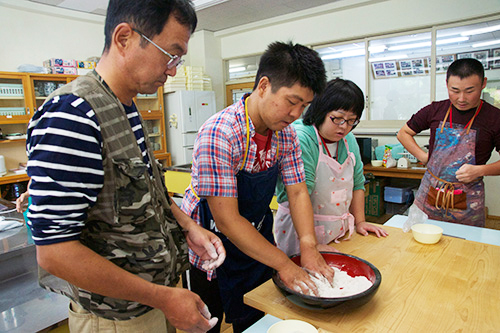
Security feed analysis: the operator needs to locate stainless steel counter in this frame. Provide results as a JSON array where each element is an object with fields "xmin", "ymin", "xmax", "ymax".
[{"xmin": 0, "ymin": 212, "xmax": 68, "ymax": 332}]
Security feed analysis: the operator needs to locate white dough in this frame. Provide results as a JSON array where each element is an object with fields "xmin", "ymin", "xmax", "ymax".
[{"xmin": 308, "ymin": 267, "xmax": 373, "ymax": 298}]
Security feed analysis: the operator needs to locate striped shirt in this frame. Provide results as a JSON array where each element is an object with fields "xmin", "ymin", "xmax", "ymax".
[
  {"xmin": 181, "ymin": 94, "xmax": 305, "ymax": 278},
  {"xmin": 26, "ymin": 94, "xmax": 150, "ymax": 245}
]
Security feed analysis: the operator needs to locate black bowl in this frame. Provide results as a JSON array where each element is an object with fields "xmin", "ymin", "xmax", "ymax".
[{"xmin": 272, "ymin": 252, "xmax": 381, "ymax": 309}]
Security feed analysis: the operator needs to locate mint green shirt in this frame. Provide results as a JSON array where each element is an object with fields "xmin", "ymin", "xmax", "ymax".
[{"xmin": 276, "ymin": 119, "xmax": 366, "ymax": 203}]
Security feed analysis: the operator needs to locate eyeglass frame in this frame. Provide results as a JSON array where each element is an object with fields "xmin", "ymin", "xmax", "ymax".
[
  {"xmin": 329, "ymin": 115, "xmax": 360, "ymax": 127},
  {"xmin": 132, "ymin": 28, "xmax": 184, "ymax": 69}
]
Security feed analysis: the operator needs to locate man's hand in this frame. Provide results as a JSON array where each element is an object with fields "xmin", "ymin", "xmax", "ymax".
[
  {"xmin": 356, "ymin": 222, "xmax": 389, "ymax": 237},
  {"xmin": 16, "ymin": 191, "xmax": 29, "ymax": 213},
  {"xmin": 277, "ymin": 261, "xmax": 318, "ymax": 296},
  {"xmin": 299, "ymin": 242, "xmax": 335, "ymax": 288},
  {"xmin": 155, "ymin": 286, "xmax": 218, "ymax": 333},
  {"xmin": 456, "ymin": 164, "xmax": 482, "ymax": 183},
  {"xmin": 185, "ymin": 223, "xmax": 225, "ymax": 270}
]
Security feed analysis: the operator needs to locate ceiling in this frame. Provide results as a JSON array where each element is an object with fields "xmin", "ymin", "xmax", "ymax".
[{"xmin": 28, "ymin": 0, "xmax": 343, "ymax": 32}]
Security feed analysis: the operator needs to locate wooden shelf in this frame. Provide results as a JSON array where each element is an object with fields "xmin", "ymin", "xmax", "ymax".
[
  {"xmin": 363, "ymin": 163, "xmax": 426, "ymax": 180},
  {"xmin": 0, "ymin": 138, "xmax": 26, "ymax": 144},
  {"xmin": 0, "ymin": 172, "xmax": 29, "ymax": 186}
]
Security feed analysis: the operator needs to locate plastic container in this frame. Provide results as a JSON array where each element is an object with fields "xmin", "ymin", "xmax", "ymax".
[
  {"xmin": 384, "ymin": 186, "xmax": 414, "ymax": 203},
  {"xmin": 411, "ymin": 223, "xmax": 443, "ymax": 244}
]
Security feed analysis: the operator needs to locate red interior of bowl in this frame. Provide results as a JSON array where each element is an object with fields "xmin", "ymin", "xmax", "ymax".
[{"xmin": 291, "ymin": 252, "xmax": 376, "ymax": 283}]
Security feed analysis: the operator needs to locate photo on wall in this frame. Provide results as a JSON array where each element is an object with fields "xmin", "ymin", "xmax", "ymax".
[
  {"xmin": 427, "ymin": 54, "xmax": 455, "ymax": 73},
  {"xmin": 371, "ymin": 60, "xmax": 398, "ymax": 79},
  {"xmin": 493, "ymin": 48, "xmax": 500, "ymax": 69},
  {"xmin": 458, "ymin": 50, "xmax": 490, "ymax": 70}
]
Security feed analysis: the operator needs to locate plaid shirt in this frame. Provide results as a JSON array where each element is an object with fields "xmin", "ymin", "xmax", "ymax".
[{"xmin": 181, "ymin": 94, "xmax": 305, "ymax": 279}]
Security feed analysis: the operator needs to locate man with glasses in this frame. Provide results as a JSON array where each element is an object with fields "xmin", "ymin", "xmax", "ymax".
[
  {"xmin": 274, "ymin": 79, "xmax": 388, "ymax": 257},
  {"xmin": 25, "ymin": 1, "xmax": 225, "ymax": 332}
]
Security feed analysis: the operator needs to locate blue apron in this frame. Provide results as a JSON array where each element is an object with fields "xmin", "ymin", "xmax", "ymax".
[{"xmin": 197, "ymin": 99, "xmax": 279, "ymax": 323}]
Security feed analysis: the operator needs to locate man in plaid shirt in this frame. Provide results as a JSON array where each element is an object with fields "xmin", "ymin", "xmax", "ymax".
[{"xmin": 182, "ymin": 41, "xmax": 335, "ymax": 332}]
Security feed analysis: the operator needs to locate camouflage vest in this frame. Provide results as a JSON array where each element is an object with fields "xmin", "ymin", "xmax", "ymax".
[{"xmin": 38, "ymin": 71, "xmax": 189, "ymax": 320}]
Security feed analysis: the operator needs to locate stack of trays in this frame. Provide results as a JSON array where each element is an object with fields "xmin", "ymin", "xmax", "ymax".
[
  {"xmin": 185, "ymin": 66, "xmax": 204, "ymax": 91},
  {"xmin": 202, "ymin": 75, "xmax": 213, "ymax": 91},
  {"xmin": 164, "ymin": 66, "xmax": 187, "ymax": 92}
]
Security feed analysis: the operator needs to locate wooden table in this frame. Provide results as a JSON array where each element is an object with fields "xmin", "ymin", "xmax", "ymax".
[
  {"xmin": 244, "ymin": 225, "xmax": 500, "ymax": 332},
  {"xmin": 363, "ymin": 163, "xmax": 426, "ymax": 179}
]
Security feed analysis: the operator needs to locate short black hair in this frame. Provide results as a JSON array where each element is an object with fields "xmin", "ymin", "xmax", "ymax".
[
  {"xmin": 103, "ymin": 0, "xmax": 197, "ymax": 52},
  {"xmin": 303, "ymin": 78, "xmax": 364, "ymax": 128},
  {"xmin": 253, "ymin": 41, "xmax": 326, "ymax": 95},
  {"xmin": 447, "ymin": 58, "xmax": 485, "ymax": 82}
]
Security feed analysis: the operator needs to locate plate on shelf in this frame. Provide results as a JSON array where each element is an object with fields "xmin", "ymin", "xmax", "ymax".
[{"xmin": 5, "ymin": 134, "xmax": 27, "ymax": 140}]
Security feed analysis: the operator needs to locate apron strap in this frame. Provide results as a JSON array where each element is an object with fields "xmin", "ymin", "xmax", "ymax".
[
  {"xmin": 242, "ymin": 97, "xmax": 279, "ymax": 170},
  {"xmin": 465, "ymin": 100, "xmax": 483, "ymax": 134},
  {"xmin": 440, "ymin": 105, "xmax": 451, "ymax": 133},
  {"xmin": 440, "ymin": 100, "xmax": 483, "ymax": 134}
]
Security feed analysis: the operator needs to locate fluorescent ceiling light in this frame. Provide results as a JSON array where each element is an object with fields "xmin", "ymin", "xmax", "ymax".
[
  {"xmin": 387, "ymin": 37, "xmax": 468, "ymax": 51},
  {"xmin": 369, "ymin": 54, "xmax": 408, "ymax": 62},
  {"xmin": 389, "ymin": 41, "xmax": 431, "ymax": 51},
  {"xmin": 322, "ymin": 49, "xmax": 365, "ymax": 60},
  {"xmin": 436, "ymin": 37, "xmax": 469, "ymax": 45},
  {"xmin": 321, "ymin": 45, "xmax": 388, "ymax": 60},
  {"xmin": 461, "ymin": 24, "xmax": 500, "ymax": 36},
  {"xmin": 369, "ymin": 45, "xmax": 387, "ymax": 53},
  {"xmin": 229, "ymin": 66, "xmax": 246, "ymax": 73},
  {"xmin": 192, "ymin": 0, "xmax": 229, "ymax": 10},
  {"xmin": 472, "ymin": 39, "xmax": 500, "ymax": 48}
]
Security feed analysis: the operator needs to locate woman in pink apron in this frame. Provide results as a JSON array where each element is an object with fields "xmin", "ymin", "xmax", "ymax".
[{"xmin": 275, "ymin": 79, "xmax": 388, "ymax": 256}]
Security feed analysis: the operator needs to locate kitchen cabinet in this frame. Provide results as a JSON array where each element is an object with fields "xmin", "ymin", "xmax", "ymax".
[
  {"xmin": 134, "ymin": 86, "xmax": 171, "ymax": 167},
  {"xmin": 28, "ymin": 73, "xmax": 77, "ymax": 111},
  {"xmin": 0, "ymin": 72, "xmax": 171, "ymax": 197},
  {"xmin": 0, "ymin": 72, "xmax": 74, "ymax": 195}
]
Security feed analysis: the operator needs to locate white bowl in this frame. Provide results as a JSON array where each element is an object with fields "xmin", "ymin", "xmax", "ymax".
[
  {"xmin": 371, "ymin": 160, "xmax": 383, "ymax": 167},
  {"xmin": 411, "ymin": 223, "xmax": 443, "ymax": 244},
  {"xmin": 267, "ymin": 320, "xmax": 318, "ymax": 333}
]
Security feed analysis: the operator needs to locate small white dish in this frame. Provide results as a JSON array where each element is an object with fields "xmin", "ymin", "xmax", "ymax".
[
  {"xmin": 411, "ymin": 223, "xmax": 443, "ymax": 244},
  {"xmin": 267, "ymin": 319, "xmax": 318, "ymax": 333},
  {"xmin": 371, "ymin": 160, "xmax": 383, "ymax": 167}
]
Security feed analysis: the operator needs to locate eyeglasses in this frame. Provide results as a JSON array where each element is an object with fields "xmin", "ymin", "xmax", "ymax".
[
  {"xmin": 329, "ymin": 116, "xmax": 360, "ymax": 126},
  {"xmin": 132, "ymin": 28, "xmax": 184, "ymax": 69}
]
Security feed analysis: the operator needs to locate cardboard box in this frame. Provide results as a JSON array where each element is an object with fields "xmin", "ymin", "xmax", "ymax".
[
  {"xmin": 365, "ymin": 178, "xmax": 388, "ymax": 217},
  {"xmin": 50, "ymin": 67, "xmax": 78, "ymax": 75},
  {"xmin": 43, "ymin": 58, "xmax": 76, "ymax": 68},
  {"xmin": 76, "ymin": 60, "xmax": 96, "ymax": 69}
]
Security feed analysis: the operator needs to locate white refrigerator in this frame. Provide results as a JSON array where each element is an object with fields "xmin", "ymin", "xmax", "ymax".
[{"xmin": 164, "ymin": 90, "xmax": 217, "ymax": 166}]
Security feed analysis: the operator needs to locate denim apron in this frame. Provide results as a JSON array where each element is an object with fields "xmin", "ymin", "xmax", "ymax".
[
  {"xmin": 414, "ymin": 101, "xmax": 485, "ymax": 226},
  {"xmin": 197, "ymin": 99, "xmax": 279, "ymax": 323}
]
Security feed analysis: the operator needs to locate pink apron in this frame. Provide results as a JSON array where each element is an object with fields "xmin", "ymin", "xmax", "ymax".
[
  {"xmin": 414, "ymin": 101, "xmax": 485, "ymax": 226},
  {"xmin": 274, "ymin": 125, "xmax": 355, "ymax": 256}
]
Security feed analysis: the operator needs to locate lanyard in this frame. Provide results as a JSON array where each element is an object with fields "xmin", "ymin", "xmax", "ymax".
[{"xmin": 319, "ymin": 135, "xmax": 339, "ymax": 161}]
